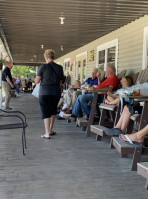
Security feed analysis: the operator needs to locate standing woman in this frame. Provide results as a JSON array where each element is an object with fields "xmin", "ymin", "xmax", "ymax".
[{"xmin": 35, "ymin": 49, "xmax": 64, "ymax": 139}]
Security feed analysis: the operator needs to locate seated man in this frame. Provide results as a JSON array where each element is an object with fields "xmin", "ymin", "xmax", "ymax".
[
  {"xmin": 71, "ymin": 65, "xmax": 120, "ymax": 120},
  {"xmin": 63, "ymin": 67, "xmax": 100, "ymax": 111},
  {"xmin": 80, "ymin": 67, "xmax": 99, "ymax": 89},
  {"xmin": 57, "ymin": 67, "xmax": 100, "ymax": 119}
]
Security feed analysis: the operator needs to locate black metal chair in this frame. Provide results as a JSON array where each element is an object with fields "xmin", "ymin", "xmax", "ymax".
[{"xmin": 0, "ymin": 109, "xmax": 27, "ymax": 155}]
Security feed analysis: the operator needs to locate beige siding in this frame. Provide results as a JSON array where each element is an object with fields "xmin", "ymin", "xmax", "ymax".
[{"xmin": 56, "ymin": 15, "xmax": 148, "ymax": 82}]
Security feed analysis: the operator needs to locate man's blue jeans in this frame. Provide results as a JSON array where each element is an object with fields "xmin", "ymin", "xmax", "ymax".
[{"xmin": 72, "ymin": 93, "xmax": 103, "ymax": 116}]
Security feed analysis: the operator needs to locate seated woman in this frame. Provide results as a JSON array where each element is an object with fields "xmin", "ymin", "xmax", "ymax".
[
  {"xmin": 119, "ymin": 124, "xmax": 148, "ymax": 146},
  {"xmin": 105, "ymin": 76, "xmax": 133, "ymax": 105},
  {"xmin": 97, "ymin": 76, "xmax": 145, "ymax": 136}
]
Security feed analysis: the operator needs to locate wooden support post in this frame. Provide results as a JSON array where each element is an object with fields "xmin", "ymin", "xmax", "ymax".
[
  {"xmin": 110, "ymin": 137, "xmax": 115, "ymax": 149},
  {"xmin": 131, "ymin": 147, "xmax": 143, "ymax": 171},
  {"xmin": 114, "ymin": 101, "xmax": 121, "ymax": 126},
  {"xmin": 145, "ymin": 179, "xmax": 148, "ymax": 190},
  {"xmin": 82, "ymin": 126, "xmax": 86, "ymax": 131},
  {"xmin": 138, "ymin": 101, "xmax": 148, "ymax": 131},
  {"xmin": 86, "ymin": 92, "xmax": 98, "ymax": 137},
  {"xmin": 99, "ymin": 109, "xmax": 106, "ymax": 126}
]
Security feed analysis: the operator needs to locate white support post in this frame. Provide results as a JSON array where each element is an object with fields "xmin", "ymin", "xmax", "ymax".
[{"xmin": 0, "ymin": 46, "xmax": 2, "ymax": 109}]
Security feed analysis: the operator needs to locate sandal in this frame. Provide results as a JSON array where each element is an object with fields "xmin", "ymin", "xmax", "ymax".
[
  {"xmin": 41, "ymin": 135, "xmax": 51, "ymax": 139},
  {"xmin": 50, "ymin": 131, "xmax": 56, "ymax": 136}
]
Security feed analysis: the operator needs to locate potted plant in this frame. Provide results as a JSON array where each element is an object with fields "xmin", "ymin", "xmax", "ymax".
[{"xmin": 0, "ymin": 58, "xmax": 12, "ymax": 70}]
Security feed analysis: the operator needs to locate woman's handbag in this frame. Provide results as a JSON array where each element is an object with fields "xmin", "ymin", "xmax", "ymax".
[{"xmin": 32, "ymin": 83, "xmax": 40, "ymax": 98}]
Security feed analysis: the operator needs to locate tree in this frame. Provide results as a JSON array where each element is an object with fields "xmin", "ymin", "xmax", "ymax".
[{"xmin": 12, "ymin": 65, "xmax": 36, "ymax": 79}]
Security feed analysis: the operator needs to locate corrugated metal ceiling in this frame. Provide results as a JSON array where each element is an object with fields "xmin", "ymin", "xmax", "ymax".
[{"xmin": 0, "ymin": 0, "xmax": 148, "ymax": 65}]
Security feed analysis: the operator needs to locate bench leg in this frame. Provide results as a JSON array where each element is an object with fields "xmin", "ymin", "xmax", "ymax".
[
  {"xmin": 131, "ymin": 147, "xmax": 142, "ymax": 171},
  {"xmin": 67, "ymin": 119, "xmax": 71, "ymax": 123},
  {"xmin": 126, "ymin": 120, "xmax": 134, "ymax": 134},
  {"xmin": 99, "ymin": 109, "xmax": 106, "ymax": 126},
  {"xmin": 82, "ymin": 126, "xmax": 86, "ymax": 131},
  {"xmin": 96, "ymin": 134, "xmax": 102, "ymax": 141},
  {"xmin": 145, "ymin": 179, "xmax": 148, "ymax": 190},
  {"xmin": 110, "ymin": 137, "xmax": 115, "ymax": 149},
  {"xmin": 121, "ymin": 154, "xmax": 128, "ymax": 158},
  {"xmin": 86, "ymin": 93, "xmax": 98, "ymax": 137}
]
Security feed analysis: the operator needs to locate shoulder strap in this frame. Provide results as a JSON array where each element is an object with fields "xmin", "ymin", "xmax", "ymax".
[{"xmin": 48, "ymin": 62, "xmax": 60, "ymax": 80}]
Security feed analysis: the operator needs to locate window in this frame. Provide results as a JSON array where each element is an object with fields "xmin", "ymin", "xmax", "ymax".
[
  {"xmin": 76, "ymin": 51, "xmax": 87, "ymax": 83},
  {"xmin": 64, "ymin": 58, "xmax": 70, "ymax": 74},
  {"xmin": 97, "ymin": 39, "xmax": 118, "ymax": 73},
  {"xmin": 78, "ymin": 61, "xmax": 81, "ymax": 81},
  {"xmin": 98, "ymin": 50, "xmax": 105, "ymax": 72},
  {"xmin": 107, "ymin": 46, "xmax": 116, "ymax": 66},
  {"xmin": 83, "ymin": 59, "xmax": 86, "ymax": 81}
]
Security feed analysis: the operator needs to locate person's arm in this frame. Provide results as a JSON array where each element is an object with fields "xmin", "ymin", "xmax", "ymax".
[
  {"xmin": 6, "ymin": 77, "xmax": 14, "ymax": 88},
  {"xmin": 81, "ymin": 78, "xmax": 89, "ymax": 88},
  {"xmin": 35, "ymin": 76, "xmax": 41, "ymax": 84},
  {"xmin": 35, "ymin": 64, "xmax": 44, "ymax": 84},
  {"xmin": 96, "ymin": 72, "xmax": 101, "ymax": 85},
  {"xmin": 89, "ymin": 86, "xmax": 113, "ymax": 92}
]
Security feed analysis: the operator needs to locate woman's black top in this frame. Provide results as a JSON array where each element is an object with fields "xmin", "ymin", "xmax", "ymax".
[{"xmin": 37, "ymin": 62, "xmax": 64, "ymax": 96}]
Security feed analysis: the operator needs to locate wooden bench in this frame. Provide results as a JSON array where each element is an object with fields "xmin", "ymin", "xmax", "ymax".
[
  {"xmin": 137, "ymin": 162, "xmax": 148, "ymax": 189},
  {"xmin": 90, "ymin": 68, "xmax": 148, "ymax": 141},
  {"xmin": 110, "ymin": 137, "xmax": 148, "ymax": 171},
  {"xmin": 109, "ymin": 97, "xmax": 148, "ymax": 170},
  {"xmin": 90, "ymin": 125, "xmax": 107, "ymax": 140},
  {"xmin": 0, "ymin": 109, "xmax": 27, "ymax": 155}
]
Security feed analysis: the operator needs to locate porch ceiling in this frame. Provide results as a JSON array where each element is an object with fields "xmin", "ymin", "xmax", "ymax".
[{"xmin": 0, "ymin": 0, "xmax": 148, "ymax": 66}]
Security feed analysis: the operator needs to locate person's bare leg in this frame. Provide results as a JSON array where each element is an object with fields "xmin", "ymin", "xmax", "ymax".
[
  {"xmin": 120, "ymin": 106, "xmax": 131, "ymax": 133},
  {"xmin": 120, "ymin": 124, "xmax": 148, "ymax": 143},
  {"xmin": 50, "ymin": 115, "xmax": 56, "ymax": 133},
  {"xmin": 57, "ymin": 98, "xmax": 64, "ymax": 108},
  {"xmin": 114, "ymin": 106, "xmax": 131, "ymax": 133},
  {"xmin": 44, "ymin": 118, "xmax": 51, "ymax": 137}
]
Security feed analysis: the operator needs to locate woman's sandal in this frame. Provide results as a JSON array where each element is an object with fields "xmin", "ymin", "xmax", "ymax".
[{"xmin": 50, "ymin": 131, "xmax": 56, "ymax": 136}]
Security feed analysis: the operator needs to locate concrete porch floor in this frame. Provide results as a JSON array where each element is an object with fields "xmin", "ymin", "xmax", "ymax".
[{"xmin": 0, "ymin": 93, "xmax": 148, "ymax": 199}]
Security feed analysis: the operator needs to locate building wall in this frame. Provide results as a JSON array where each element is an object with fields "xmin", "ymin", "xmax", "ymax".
[{"xmin": 56, "ymin": 15, "xmax": 148, "ymax": 81}]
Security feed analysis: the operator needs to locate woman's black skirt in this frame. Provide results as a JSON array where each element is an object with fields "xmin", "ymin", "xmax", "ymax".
[{"xmin": 39, "ymin": 95, "xmax": 60, "ymax": 119}]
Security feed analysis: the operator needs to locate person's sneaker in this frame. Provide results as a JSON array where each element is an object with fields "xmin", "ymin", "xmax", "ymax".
[
  {"xmin": 4, "ymin": 107, "xmax": 12, "ymax": 110},
  {"xmin": 69, "ymin": 114, "xmax": 77, "ymax": 121},
  {"xmin": 56, "ymin": 114, "xmax": 65, "ymax": 120},
  {"xmin": 83, "ymin": 115, "xmax": 89, "ymax": 120}
]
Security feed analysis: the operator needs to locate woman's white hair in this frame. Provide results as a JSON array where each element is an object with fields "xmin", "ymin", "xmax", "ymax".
[{"xmin": 92, "ymin": 67, "xmax": 98, "ymax": 73}]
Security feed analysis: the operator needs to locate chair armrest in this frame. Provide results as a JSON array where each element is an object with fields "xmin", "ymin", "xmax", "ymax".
[
  {"xmin": 0, "ymin": 109, "xmax": 26, "ymax": 123},
  {"xmin": 0, "ymin": 114, "xmax": 25, "ymax": 126}
]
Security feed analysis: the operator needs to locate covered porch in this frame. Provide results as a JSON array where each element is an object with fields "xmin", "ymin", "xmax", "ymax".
[{"xmin": 0, "ymin": 93, "xmax": 147, "ymax": 198}]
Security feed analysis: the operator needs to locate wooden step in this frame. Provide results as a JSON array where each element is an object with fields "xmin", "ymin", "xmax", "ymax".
[
  {"xmin": 76, "ymin": 117, "xmax": 88, "ymax": 127},
  {"xmin": 110, "ymin": 137, "xmax": 144, "ymax": 171},
  {"xmin": 90, "ymin": 125, "xmax": 107, "ymax": 141},
  {"xmin": 99, "ymin": 103, "xmax": 117, "ymax": 111},
  {"xmin": 111, "ymin": 137, "xmax": 136, "ymax": 155}
]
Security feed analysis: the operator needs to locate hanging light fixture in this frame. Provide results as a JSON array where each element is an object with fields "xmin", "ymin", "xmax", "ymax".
[
  {"xmin": 59, "ymin": 17, "xmax": 65, "ymax": 25},
  {"xmin": 61, "ymin": 46, "xmax": 64, "ymax": 51}
]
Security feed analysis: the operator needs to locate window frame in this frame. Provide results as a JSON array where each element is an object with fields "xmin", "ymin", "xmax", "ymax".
[
  {"xmin": 96, "ymin": 38, "xmax": 118, "ymax": 74},
  {"xmin": 142, "ymin": 26, "xmax": 148, "ymax": 69}
]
